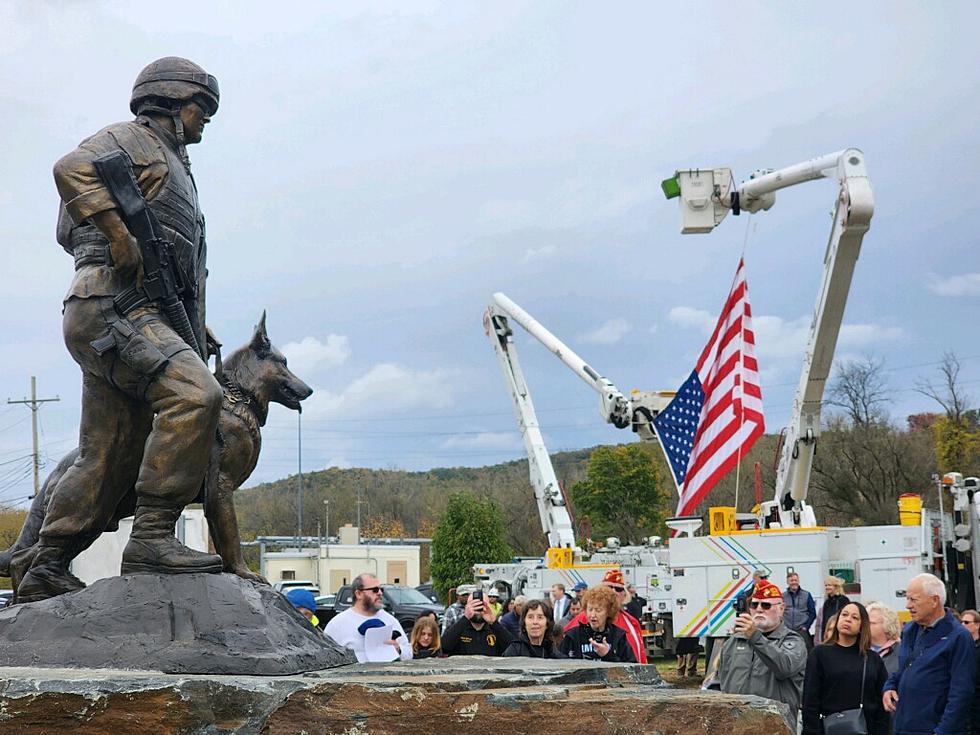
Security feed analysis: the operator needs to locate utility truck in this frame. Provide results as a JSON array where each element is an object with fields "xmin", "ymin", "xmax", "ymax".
[
  {"xmin": 662, "ymin": 149, "xmax": 952, "ymax": 636},
  {"xmin": 478, "ymin": 294, "xmax": 677, "ymax": 652},
  {"xmin": 480, "ymin": 148, "xmax": 964, "ymax": 652}
]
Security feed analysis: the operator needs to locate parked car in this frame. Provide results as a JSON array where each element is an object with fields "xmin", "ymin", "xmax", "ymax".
[
  {"xmin": 0, "ymin": 591, "xmax": 12, "ymax": 608},
  {"xmin": 334, "ymin": 584, "xmax": 444, "ymax": 631},
  {"xmin": 274, "ymin": 579, "xmax": 320, "ymax": 596},
  {"xmin": 416, "ymin": 583, "xmax": 440, "ymax": 605},
  {"xmin": 314, "ymin": 594, "xmax": 337, "ymax": 629}
]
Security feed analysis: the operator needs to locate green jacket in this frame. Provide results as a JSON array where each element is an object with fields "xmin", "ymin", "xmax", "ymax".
[{"xmin": 718, "ymin": 622, "xmax": 807, "ymax": 728}]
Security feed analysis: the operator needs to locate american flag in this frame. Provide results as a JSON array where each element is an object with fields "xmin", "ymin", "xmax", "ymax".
[{"xmin": 654, "ymin": 258, "xmax": 764, "ymax": 518}]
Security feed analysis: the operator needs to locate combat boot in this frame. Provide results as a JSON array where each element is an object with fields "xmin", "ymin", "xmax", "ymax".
[
  {"xmin": 16, "ymin": 545, "xmax": 86, "ymax": 604},
  {"xmin": 121, "ymin": 502, "xmax": 223, "ymax": 575}
]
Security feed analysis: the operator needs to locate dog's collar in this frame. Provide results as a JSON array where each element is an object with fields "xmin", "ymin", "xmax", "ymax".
[{"xmin": 223, "ymin": 382, "xmax": 268, "ymax": 427}]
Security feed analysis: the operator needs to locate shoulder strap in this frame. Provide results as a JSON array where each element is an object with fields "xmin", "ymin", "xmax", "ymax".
[{"xmin": 858, "ymin": 653, "xmax": 867, "ymax": 709}]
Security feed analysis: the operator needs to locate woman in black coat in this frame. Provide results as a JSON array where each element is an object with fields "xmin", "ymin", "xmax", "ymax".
[
  {"xmin": 502, "ymin": 599, "xmax": 561, "ymax": 658},
  {"xmin": 818, "ymin": 575, "xmax": 850, "ymax": 643},
  {"xmin": 802, "ymin": 601, "xmax": 889, "ymax": 735},
  {"xmin": 558, "ymin": 586, "xmax": 636, "ymax": 663}
]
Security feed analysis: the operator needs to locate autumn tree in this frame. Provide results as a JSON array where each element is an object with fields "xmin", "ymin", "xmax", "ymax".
[
  {"xmin": 917, "ymin": 352, "xmax": 980, "ymax": 475},
  {"xmin": 361, "ymin": 516, "xmax": 406, "ymax": 539},
  {"xmin": 430, "ymin": 492, "xmax": 511, "ymax": 600},
  {"xmin": 568, "ymin": 444, "xmax": 668, "ymax": 544}
]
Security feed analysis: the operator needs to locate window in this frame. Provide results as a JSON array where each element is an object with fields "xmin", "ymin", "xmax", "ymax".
[{"xmin": 281, "ymin": 570, "xmax": 296, "ymax": 580}]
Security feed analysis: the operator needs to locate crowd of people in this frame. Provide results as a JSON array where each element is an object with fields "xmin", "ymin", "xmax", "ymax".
[
  {"xmin": 294, "ymin": 569, "xmax": 979, "ymax": 734},
  {"xmin": 712, "ymin": 571, "xmax": 978, "ymax": 734}
]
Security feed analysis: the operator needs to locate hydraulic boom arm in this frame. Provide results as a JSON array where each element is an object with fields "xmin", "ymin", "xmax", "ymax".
[{"xmin": 667, "ymin": 149, "xmax": 874, "ymax": 527}]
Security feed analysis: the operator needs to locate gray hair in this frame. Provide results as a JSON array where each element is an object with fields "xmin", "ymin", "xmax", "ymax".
[
  {"xmin": 513, "ymin": 594, "xmax": 527, "ymax": 612},
  {"xmin": 909, "ymin": 573, "xmax": 946, "ymax": 604},
  {"xmin": 866, "ymin": 601, "xmax": 901, "ymax": 640}
]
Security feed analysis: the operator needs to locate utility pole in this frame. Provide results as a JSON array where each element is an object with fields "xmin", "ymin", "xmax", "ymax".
[
  {"xmin": 323, "ymin": 499, "xmax": 330, "ymax": 543},
  {"xmin": 356, "ymin": 488, "xmax": 363, "ymax": 530},
  {"xmin": 297, "ymin": 412, "xmax": 304, "ymax": 548},
  {"xmin": 8, "ymin": 376, "xmax": 59, "ymax": 499}
]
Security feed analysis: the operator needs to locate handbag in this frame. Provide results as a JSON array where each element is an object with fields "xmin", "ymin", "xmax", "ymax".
[{"xmin": 821, "ymin": 654, "xmax": 868, "ymax": 735}]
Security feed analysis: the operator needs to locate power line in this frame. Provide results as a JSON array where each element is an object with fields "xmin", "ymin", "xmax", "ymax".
[{"xmin": 7, "ymin": 377, "xmax": 60, "ymax": 499}]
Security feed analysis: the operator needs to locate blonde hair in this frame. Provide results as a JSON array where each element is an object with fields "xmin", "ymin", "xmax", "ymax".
[
  {"xmin": 409, "ymin": 616, "xmax": 441, "ymax": 656},
  {"xmin": 824, "ymin": 576, "xmax": 844, "ymax": 595},
  {"xmin": 866, "ymin": 601, "xmax": 901, "ymax": 640}
]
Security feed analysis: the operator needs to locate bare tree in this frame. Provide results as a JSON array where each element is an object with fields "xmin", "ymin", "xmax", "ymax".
[
  {"xmin": 811, "ymin": 416, "xmax": 935, "ymax": 525},
  {"xmin": 827, "ymin": 356, "xmax": 890, "ymax": 426},
  {"xmin": 916, "ymin": 351, "xmax": 971, "ymax": 421}
]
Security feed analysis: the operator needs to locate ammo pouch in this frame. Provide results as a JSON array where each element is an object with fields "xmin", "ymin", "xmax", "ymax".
[{"xmin": 90, "ymin": 318, "xmax": 170, "ymax": 377}]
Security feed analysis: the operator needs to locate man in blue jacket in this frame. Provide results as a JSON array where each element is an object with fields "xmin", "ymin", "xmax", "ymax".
[{"xmin": 882, "ymin": 573, "xmax": 975, "ymax": 735}]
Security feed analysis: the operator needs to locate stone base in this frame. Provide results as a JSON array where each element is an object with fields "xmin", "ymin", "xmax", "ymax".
[
  {"xmin": 0, "ymin": 658, "xmax": 794, "ymax": 735},
  {"xmin": 0, "ymin": 573, "xmax": 355, "ymax": 674}
]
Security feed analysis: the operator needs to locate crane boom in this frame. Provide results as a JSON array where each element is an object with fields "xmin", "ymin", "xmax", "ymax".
[
  {"xmin": 483, "ymin": 302, "xmax": 578, "ymax": 551},
  {"xmin": 668, "ymin": 148, "xmax": 874, "ymax": 527},
  {"xmin": 772, "ymin": 152, "xmax": 873, "ymax": 527}
]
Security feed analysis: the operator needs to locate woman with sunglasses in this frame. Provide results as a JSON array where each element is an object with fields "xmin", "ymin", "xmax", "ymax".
[{"xmin": 801, "ymin": 601, "xmax": 889, "ymax": 735}]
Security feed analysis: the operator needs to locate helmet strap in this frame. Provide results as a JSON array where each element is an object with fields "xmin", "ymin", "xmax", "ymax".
[{"xmin": 172, "ymin": 114, "xmax": 191, "ymax": 171}]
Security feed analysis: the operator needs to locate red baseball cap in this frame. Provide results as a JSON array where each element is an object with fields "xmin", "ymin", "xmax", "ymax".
[{"xmin": 602, "ymin": 569, "xmax": 625, "ymax": 586}]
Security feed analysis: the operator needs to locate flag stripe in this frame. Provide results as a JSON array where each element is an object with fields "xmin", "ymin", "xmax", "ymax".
[{"xmin": 654, "ymin": 258, "xmax": 765, "ymax": 521}]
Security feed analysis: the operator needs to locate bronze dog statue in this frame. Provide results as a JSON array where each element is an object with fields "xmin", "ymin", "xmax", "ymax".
[{"xmin": 0, "ymin": 313, "xmax": 312, "ymax": 597}]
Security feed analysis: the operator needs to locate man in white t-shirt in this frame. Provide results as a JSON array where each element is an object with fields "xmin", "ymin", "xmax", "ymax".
[{"xmin": 324, "ymin": 573, "xmax": 412, "ymax": 662}]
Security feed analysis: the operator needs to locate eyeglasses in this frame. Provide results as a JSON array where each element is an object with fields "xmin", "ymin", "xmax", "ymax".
[
  {"xmin": 607, "ymin": 585, "xmax": 625, "ymax": 593},
  {"xmin": 360, "ymin": 586, "xmax": 381, "ymax": 594},
  {"xmin": 749, "ymin": 600, "xmax": 780, "ymax": 610},
  {"xmin": 963, "ymin": 619, "xmax": 980, "ymax": 626}
]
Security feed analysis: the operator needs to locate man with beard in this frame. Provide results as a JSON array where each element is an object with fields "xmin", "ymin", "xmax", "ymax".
[
  {"xmin": 717, "ymin": 579, "xmax": 807, "ymax": 730},
  {"xmin": 324, "ymin": 573, "xmax": 412, "ymax": 662},
  {"xmin": 441, "ymin": 588, "xmax": 513, "ymax": 656}
]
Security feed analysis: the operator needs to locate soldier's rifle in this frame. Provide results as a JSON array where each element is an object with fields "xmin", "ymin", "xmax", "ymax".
[{"xmin": 93, "ymin": 150, "xmax": 204, "ymax": 360}]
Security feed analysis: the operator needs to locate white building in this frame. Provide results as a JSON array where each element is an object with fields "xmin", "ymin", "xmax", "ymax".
[
  {"xmin": 263, "ymin": 524, "xmax": 421, "ymax": 593},
  {"xmin": 71, "ymin": 507, "xmax": 211, "ymax": 584}
]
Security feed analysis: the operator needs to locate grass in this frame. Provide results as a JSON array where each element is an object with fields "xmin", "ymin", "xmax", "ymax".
[{"xmin": 652, "ymin": 655, "xmax": 707, "ymax": 689}]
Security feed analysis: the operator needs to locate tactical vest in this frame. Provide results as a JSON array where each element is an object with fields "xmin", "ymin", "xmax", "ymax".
[{"xmin": 59, "ymin": 119, "xmax": 207, "ymax": 345}]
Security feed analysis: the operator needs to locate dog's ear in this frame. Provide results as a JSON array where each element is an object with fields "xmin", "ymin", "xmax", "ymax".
[{"xmin": 251, "ymin": 311, "xmax": 271, "ymax": 355}]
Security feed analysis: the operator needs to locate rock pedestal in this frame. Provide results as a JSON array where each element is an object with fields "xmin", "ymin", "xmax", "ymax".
[
  {"xmin": 0, "ymin": 658, "xmax": 794, "ymax": 735},
  {"xmin": 0, "ymin": 573, "xmax": 354, "ymax": 674}
]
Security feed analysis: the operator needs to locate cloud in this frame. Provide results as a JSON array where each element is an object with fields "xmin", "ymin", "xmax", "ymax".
[
  {"xmin": 928, "ymin": 272, "xmax": 980, "ymax": 297},
  {"xmin": 577, "ymin": 318, "xmax": 631, "ymax": 345},
  {"xmin": 667, "ymin": 306, "xmax": 715, "ymax": 334},
  {"xmin": 440, "ymin": 432, "xmax": 523, "ymax": 450},
  {"xmin": 670, "ymin": 308, "xmax": 905, "ymax": 359},
  {"xmin": 281, "ymin": 335, "xmax": 351, "ymax": 376},
  {"xmin": 303, "ymin": 363, "xmax": 459, "ymax": 420},
  {"xmin": 523, "ymin": 244, "xmax": 557, "ymax": 261},
  {"xmin": 838, "ymin": 324, "xmax": 906, "ymax": 345},
  {"xmin": 753, "ymin": 315, "xmax": 811, "ymax": 359}
]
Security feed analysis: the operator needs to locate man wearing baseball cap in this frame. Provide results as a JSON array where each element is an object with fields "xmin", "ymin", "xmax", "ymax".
[
  {"xmin": 717, "ymin": 579, "xmax": 807, "ymax": 730},
  {"xmin": 443, "ymin": 584, "xmax": 475, "ymax": 633},
  {"xmin": 563, "ymin": 569, "xmax": 647, "ymax": 663}
]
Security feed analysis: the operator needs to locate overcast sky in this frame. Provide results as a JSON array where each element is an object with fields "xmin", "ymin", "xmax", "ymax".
[{"xmin": 1, "ymin": 2, "xmax": 978, "ymax": 510}]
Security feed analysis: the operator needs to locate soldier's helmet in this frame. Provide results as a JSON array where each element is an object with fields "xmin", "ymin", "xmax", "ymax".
[{"xmin": 130, "ymin": 57, "xmax": 219, "ymax": 116}]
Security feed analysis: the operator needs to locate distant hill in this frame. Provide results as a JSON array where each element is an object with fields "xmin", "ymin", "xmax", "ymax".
[
  {"xmin": 236, "ymin": 424, "xmax": 928, "ymax": 558},
  {"xmin": 236, "ymin": 447, "xmax": 595, "ymax": 556},
  {"xmin": 236, "ymin": 434, "xmax": 793, "ymax": 555}
]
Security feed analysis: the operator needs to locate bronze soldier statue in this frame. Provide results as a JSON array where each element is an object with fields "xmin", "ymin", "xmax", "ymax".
[{"xmin": 17, "ymin": 57, "xmax": 226, "ymax": 602}]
